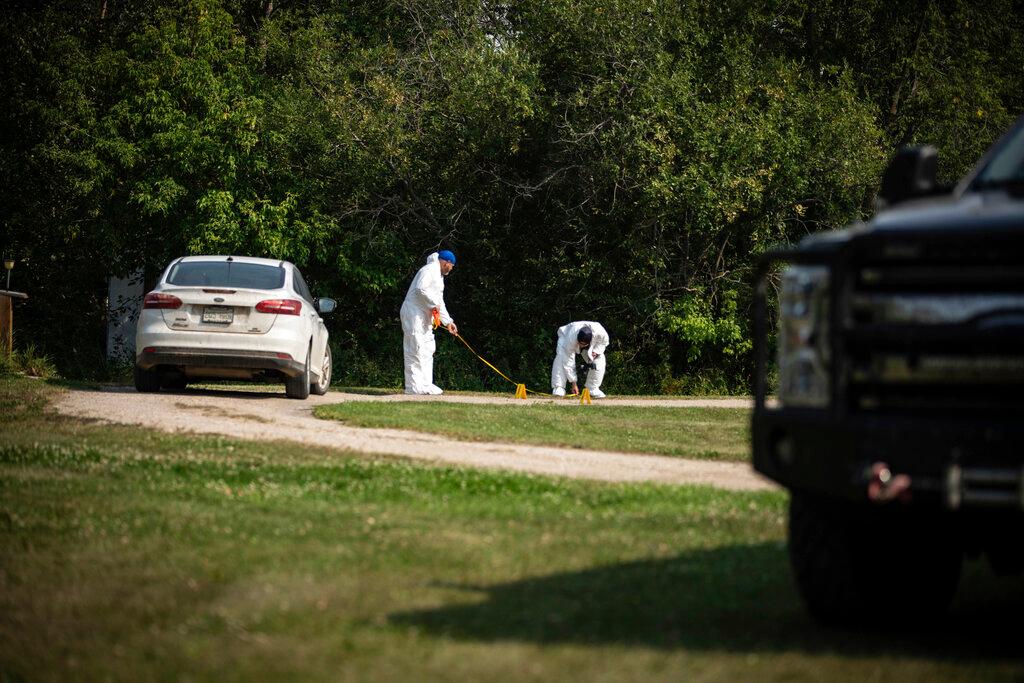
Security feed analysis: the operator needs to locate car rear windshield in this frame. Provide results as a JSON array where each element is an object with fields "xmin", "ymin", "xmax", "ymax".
[{"xmin": 166, "ymin": 261, "xmax": 285, "ymax": 290}]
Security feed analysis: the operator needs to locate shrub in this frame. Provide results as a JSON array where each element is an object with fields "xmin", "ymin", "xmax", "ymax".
[
  {"xmin": 14, "ymin": 344, "xmax": 58, "ymax": 379},
  {"xmin": 0, "ymin": 350, "xmax": 14, "ymax": 377}
]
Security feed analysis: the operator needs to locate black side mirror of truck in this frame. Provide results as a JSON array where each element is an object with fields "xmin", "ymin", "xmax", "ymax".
[{"xmin": 876, "ymin": 144, "xmax": 945, "ymax": 209}]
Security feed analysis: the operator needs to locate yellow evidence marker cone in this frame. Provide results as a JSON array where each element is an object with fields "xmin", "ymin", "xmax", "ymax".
[
  {"xmin": 514, "ymin": 384, "xmax": 527, "ymax": 399},
  {"xmin": 579, "ymin": 388, "xmax": 592, "ymax": 405}
]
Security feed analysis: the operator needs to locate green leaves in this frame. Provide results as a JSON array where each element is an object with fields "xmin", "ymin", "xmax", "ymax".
[
  {"xmin": 2, "ymin": 0, "xmax": 1022, "ymax": 390},
  {"xmin": 656, "ymin": 292, "xmax": 752, "ymax": 365}
]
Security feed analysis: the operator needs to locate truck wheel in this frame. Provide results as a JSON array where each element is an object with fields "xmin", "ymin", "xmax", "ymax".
[
  {"xmin": 788, "ymin": 491, "xmax": 962, "ymax": 625},
  {"xmin": 285, "ymin": 345, "xmax": 311, "ymax": 400},
  {"xmin": 134, "ymin": 365, "xmax": 161, "ymax": 393}
]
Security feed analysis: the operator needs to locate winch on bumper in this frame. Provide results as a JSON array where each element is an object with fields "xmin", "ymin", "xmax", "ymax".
[{"xmin": 753, "ymin": 409, "xmax": 1024, "ymax": 510}]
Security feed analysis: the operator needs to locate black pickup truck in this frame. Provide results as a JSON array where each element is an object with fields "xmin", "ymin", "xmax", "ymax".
[{"xmin": 751, "ymin": 115, "xmax": 1024, "ymax": 623}]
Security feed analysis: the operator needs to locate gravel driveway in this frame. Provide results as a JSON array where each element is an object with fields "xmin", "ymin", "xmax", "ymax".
[{"xmin": 54, "ymin": 387, "xmax": 775, "ymax": 491}]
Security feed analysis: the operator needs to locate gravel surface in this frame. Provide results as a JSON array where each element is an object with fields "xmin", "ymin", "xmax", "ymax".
[{"xmin": 54, "ymin": 387, "xmax": 776, "ymax": 491}]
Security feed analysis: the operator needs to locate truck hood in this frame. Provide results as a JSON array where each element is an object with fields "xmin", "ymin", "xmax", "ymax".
[
  {"xmin": 799, "ymin": 188, "xmax": 1023, "ymax": 250},
  {"xmin": 871, "ymin": 189, "xmax": 1023, "ymax": 232}
]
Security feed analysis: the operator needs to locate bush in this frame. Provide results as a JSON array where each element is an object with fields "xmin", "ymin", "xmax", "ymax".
[
  {"xmin": 660, "ymin": 370, "xmax": 733, "ymax": 396},
  {"xmin": 0, "ymin": 350, "xmax": 14, "ymax": 377},
  {"xmin": 14, "ymin": 344, "xmax": 59, "ymax": 379},
  {"xmin": 0, "ymin": 344, "xmax": 59, "ymax": 379}
]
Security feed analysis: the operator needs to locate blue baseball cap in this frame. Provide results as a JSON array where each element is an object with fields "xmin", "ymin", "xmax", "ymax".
[{"xmin": 438, "ymin": 250, "xmax": 456, "ymax": 265}]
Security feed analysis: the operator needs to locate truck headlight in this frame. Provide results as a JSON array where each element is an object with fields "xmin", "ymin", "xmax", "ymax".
[{"xmin": 777, "ymin": 265, "xmax": 831, "ymax": 407}]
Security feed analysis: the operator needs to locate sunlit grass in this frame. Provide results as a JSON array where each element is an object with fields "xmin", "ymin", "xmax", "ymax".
[
  {"xmin": 1, "ymin": 376, "xmax": 1021, "ymax": 682},
  {"xmin": 316, "ymin": 402, "xmax": 750, "ymax": 460}
]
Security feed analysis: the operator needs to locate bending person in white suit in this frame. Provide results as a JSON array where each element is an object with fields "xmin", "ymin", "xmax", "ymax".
[
  {"xmin": 551, "ymin": 321, "xmax": 609, "ymax": 398},
  {"xmin": 400, "ymin": 250, "xmax": 458, "ymax": 394}
]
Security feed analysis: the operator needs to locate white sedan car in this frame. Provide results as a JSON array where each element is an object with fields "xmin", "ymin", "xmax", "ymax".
[{"xmin": 134, "ymin": 255, "xmax": 335, "ymax": 399}]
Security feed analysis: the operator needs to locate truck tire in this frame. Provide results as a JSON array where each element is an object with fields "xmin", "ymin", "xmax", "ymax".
[
  {"xmin": 285, "ymin": 345, "xmax": 311, "ymax": 400},
  {"xmin": 134, "ymin": 365, "xmax": 161, "ymax": 393},
  {"xmin": 788, "ymin": 491, "xmax": 962, "ymax": 625}
]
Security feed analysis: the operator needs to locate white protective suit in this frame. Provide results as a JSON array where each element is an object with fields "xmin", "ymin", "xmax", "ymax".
[
  {"xmin": 400, "ymin": 253, "xmax": 454, "ymax": 394},
  {"xmin": 551, "ymin": 321, "xmax": 609, "ymax": 395}
]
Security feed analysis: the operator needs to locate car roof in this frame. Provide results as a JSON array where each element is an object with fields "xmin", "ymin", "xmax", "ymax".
[{"xmin": 174, "ymin": 255, "xmax": 291, "ymax": 268}]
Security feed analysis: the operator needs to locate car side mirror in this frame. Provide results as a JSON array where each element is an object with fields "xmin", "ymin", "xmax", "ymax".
[
  {"xmin": 876, "ymin": 145, "xmax": 941, "ymax": 209},
  {"xmin": 315, "ymin": 297, "xmax": 336, "ymax": 314}
]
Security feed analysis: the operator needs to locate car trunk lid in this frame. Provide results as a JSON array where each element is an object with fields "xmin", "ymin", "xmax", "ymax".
[{"xmin": 158, "ymin": 287, "xmax": 281, "ymax": 334}]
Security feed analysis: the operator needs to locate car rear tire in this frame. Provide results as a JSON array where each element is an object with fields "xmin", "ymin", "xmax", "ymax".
[
  {"xmin": 285, "ymin": 345, "xmax": 311, "ymax": 400},
  {"xmin": 134, "ymin": 365, "xmax": 161, "ymax": 393},
  {"xmin": 788, "ymin": 491, "xmax": 962, "ymax": 626},
  {"xmin": 311, "ymin": 345, "xmax": 332, "ymax": 396}
]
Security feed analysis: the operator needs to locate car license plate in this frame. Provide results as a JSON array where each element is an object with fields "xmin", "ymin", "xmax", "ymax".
[{"xmin": 202, "ymin": 306, "xmax": 234, "ymax": 324}]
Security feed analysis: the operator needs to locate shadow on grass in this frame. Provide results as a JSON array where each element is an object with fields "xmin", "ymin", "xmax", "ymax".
[
  {"xmin": 333, "ymin": 386, "xmax": 401, "ymax": 396},
  {"xmin": 57, "ymin": 382, "xmax": 408, "ymax": 399},
  {"xmin": 390, "ymin": 542, "xmax": 1024, "ymax": 661},
  {"xmin": 56, "ymin": 382, "xmax": 291, "ymax": 399}
]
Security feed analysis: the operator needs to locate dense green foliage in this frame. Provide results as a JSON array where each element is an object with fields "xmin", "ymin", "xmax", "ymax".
[{"xmin": 2, "ymin": 0, "xmax": 1022, "ymax": 391}]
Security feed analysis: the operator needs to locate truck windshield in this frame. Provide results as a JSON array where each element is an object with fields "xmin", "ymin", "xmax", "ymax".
[
  {"xmin": 974, "ymin": 120, "xmax": 1024, "ymax": 188},
  {"xmin": 166, "ymin": 261, "xmax": 285, "ymax": 290}
]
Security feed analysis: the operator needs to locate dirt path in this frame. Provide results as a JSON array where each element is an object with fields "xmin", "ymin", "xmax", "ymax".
[{"xmin": 53, "ymin": 387, "xmax": 775, "ymax": 492}]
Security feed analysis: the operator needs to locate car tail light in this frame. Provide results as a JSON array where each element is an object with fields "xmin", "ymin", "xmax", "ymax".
[
  {"xmin": 143, "ymin": 292, "xmax": 183, "ymax": 309},
  {"xmin": 256, "ymin": 299, "xmax": 302, "ymax": 315}
]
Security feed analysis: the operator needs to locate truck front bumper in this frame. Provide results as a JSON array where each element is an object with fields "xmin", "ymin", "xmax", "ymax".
[{"xmin": 752, "ymin": 408, "xmax": 1024, "ymax": 509}]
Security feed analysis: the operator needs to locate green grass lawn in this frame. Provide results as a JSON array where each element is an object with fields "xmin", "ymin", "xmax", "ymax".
[
  {"xmin": 316, "ymin": 402, "xmax": 750, "ymax": 461},
  {"xmin": 1, "ymin": 376, "xmax": 1022, "ymax": 682}
]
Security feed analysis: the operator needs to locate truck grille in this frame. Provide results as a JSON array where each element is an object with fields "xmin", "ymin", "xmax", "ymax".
[{"xmin": 844, "ymin": 234, "xmax": 1024, "ymax": 416}]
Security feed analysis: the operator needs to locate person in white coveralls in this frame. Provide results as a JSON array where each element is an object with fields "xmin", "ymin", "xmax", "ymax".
[
  {"xmin": 400, "ymin": 250, "xmax": 458, "ymax": 394},
  {"xmin": 551, "ymin": 321, "xmax": 609, "ymax": 398}
]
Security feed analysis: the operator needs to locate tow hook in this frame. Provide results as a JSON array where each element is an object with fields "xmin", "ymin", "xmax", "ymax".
[{"xmin": 866, "ymin": 462, "xmax": 912, "ymax": 504}]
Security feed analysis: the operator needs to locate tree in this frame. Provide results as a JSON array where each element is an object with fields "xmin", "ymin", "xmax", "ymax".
[{"xmin": 2, "ymin": 0, "xmax": 1020, "ymax": 389}]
